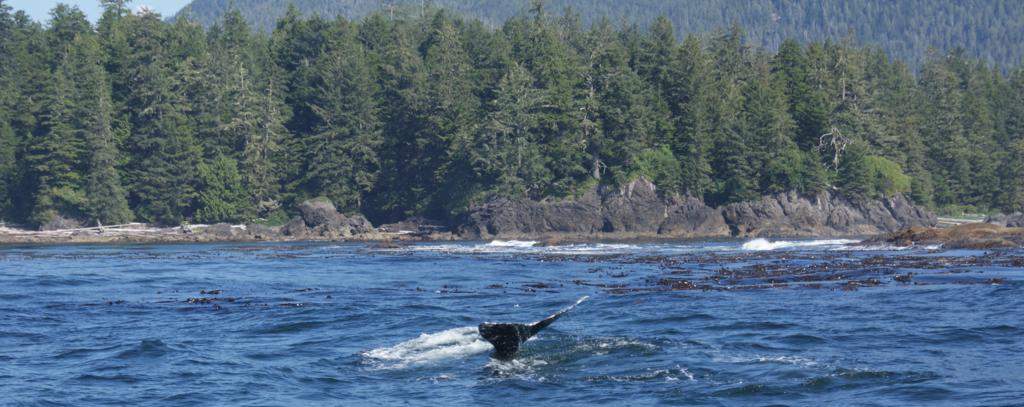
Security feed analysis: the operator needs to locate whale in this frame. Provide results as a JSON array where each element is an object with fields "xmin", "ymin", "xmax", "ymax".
[{"xmin": 478, "ymin": 296, "xmax": 589, "ymax": 360}]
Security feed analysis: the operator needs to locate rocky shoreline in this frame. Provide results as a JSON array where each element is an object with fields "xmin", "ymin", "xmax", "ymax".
[
  {"xmin": 459, "ymin": 178, "xmax": 937, "ymax": 240},
  {"xmin": 6, "ymin": 180, "xmax": 1021, "ymax": 248}
]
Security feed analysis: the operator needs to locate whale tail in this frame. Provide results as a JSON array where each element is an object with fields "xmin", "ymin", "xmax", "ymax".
[{"xmin": 478, "ymin": 296, "xmax": 589, "ymax": 360}]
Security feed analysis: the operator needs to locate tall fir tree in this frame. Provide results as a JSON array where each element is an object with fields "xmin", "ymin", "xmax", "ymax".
[
  {"xmin": 122, "ymin": 12, "xmax": 201, "ymax": 224},
  {"xmin": 471, "ymin": 62, "xmax": 550, "ymax": 198},
  {"xmin": 303, "ymin": 31, "xmax": 382, "ymax": 211}
]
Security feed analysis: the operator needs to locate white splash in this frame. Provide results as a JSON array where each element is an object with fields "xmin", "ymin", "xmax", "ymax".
[
  {"xmin": 741, "ymin": 238, "xmax": 859, "ymax": 251},
  {"xmin": 363, "ymin": 326, "xmax": 491, "ymax": 369},
  {"xmin": 404, "ymin": 241, "xmax": 645, "ymax": 255},
  {"xmin": 485, "ymin": 240, "xmax": 539, "ymax": 248}
]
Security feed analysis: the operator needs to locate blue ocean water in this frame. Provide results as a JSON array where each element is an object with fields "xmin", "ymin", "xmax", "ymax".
[{"xmin": 1, "ymin": 239, "xmax": 1022, "ymax": 406}]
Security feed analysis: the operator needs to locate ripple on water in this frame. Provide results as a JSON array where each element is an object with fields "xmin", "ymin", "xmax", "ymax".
[
  {"xmin": 115, "ymin": 339, "xmax": 171, "ymax": 359},
  {"xmin": 252, "ymin": 320, "xmax": 327, "ymax": 335},
  {"xmin": 584, "ymin": 366, "xmax": 696, "ymax": 383}
]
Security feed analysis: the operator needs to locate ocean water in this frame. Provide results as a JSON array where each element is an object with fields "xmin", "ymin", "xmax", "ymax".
[{"xmin": 1, "ymin": 240, "xmax": 1022, "ymax": 406}]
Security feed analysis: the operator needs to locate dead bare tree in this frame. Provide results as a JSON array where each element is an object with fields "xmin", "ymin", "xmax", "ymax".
[{"xmin": 818, "ymin": 126, "xmax": 850, "ymax": 171}]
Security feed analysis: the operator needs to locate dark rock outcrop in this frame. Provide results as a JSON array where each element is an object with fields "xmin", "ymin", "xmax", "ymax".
[
  {"xmin": 298, "ymin": 198, "xmax": 344, "ymax": 229},
  {"xmin": 657, "ymin": 196, "xmax": 730, "ymax": 237},
  {"xmin": 721, "ymin": 191, "xmax": 936, "ymax": 237},
  {"xmin": 866, "ymin": 223, "xmax": 1024, "ymax": 249},
  {"xmin": 281, "ymin": 217, "xmax": 309, "ymax": 237},
  {"xmin": 987, "ymin": 212, "xmax": 1024, "ymax": 228},
  {"xmin": 461, "ymin": 178, "xmax": 727, "ymax": 238},
  {"xmin": 296, "ymin": 197, "xmax": 375, "ymax": 238},
  {"xmin": 460, "ymin": 179, "xmax": 935, "ymax": 239}
]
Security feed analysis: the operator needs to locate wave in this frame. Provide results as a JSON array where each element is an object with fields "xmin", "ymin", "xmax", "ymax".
[
  {"xmin": 485, "ymin": 240, "xmax": 539, "ymax": 248},
  {"xmin": 741, "ymin": 238, "xmax": 859, "ymax": 251},
  {"xmin": 405, "ymin": 241, "xmax": 645, "ymax": 255},
  {"xmin": 362, "ymin": 326, "xmax": 491, "ymax": 369}
]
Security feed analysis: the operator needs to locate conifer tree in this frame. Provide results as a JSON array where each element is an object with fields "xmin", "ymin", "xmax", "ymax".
[
  {"xmin": 72, "ymin": 35, "xmax": 132, "ymax": 224},
  {"xmin": 28, "ymin": 66, "xmax": 82, "ymax": 226},
  {"xmin": 122, "ymin": 12, "xmax": 201, "ymax": 224},
  {"xmin": 303, "ymin": 32, "xmax": 382, "ymax": 211},
  {"xmin": 664, "ymin": 35, "xmax": 713, "ymax": 197},
  {"xmin": 472, "ymin": 63, "xmax": 549, "ymax": 197}
]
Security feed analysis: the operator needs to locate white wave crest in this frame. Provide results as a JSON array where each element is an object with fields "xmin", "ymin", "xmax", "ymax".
[
  {"xmin": 741, "ymin": 238, "xmax": 859, "ymax": 251},
  {"xmin": 485, "ymin": 240, "xmax": 539, "ymax": 248},
  {"xmin": 405, "ymin": 242, "xmax": 644, "ymax": 255},
  {"xmin": 363, "ymin": 326, "xmax": 491, "ymax": 369}
]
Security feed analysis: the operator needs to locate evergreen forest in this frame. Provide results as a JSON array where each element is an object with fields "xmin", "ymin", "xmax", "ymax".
[
  {"xmin": 1, "ymin": 0, "xmax": 1023, "ymax": 228},
  {"xmin": 175, "ymin": 0, "xmax": 1024, "ymax": 69}
]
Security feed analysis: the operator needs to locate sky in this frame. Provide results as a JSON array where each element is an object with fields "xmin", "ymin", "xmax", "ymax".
[{"xmin": 8, "ymin": 0, "xmax": 192, "ymax": 23}]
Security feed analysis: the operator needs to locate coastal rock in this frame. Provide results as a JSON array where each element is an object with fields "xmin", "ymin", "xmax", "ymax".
[
  {"xmin": 345, "ymin": 214, "xmax": 374, "ymax": 235},
  {"xmin": 721, "ymin": 191, "xmax": 936, "ymax": 237},
  {"xmin": 657, "ymin": 196, "xmax": 730, "ymax": 237},
  {"xmin": 460, "ymin": 188, "xmax": 604, "ymax": 238},
  {"xmin": 245, "ymin": 224, "xmax": 278, "ymax": 240},
  {"xmin": 298, "ymin": 198, "xmax": 344, "ymax": 228},
  {"xmin": 281, "ymin": 217, "xmax": 309, "ymax": 237},
  {"xmin": 297, "ymin": 197, "xmax": 375, "ymax": 238},
  {"xmin": 866, "ymin": 223, "xmax": 1024, "ymax": 249},
  {"xmin": 202, "ymin": 223, "xmax": 244, "ymax": 239},
  {"xmin": 380, "ymin": 217, "xmax": 449, "ymax": 235},
  {"xmin": 601, "ymin": 178, "xmax": 667, "ymax": 233},
  {"xmin": 986, "ymin": 212, "xmax": 1024, "ymax": 228},
  {"xmin": 460, "ymin": 180, "xmax": 934, "ymax": 238},
  {"xmin": 461, "ymin": 178, "xmax": 726, "ymax": 238}
]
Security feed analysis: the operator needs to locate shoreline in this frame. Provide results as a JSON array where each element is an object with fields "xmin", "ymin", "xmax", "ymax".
[
  {"xmin": 0, "ymin": 223, "xmax": 939, "ymax": 247},
  {"xmin": 3, "ymin": 224, "xmax": 1021, "ymax": 249},
  {"xmin": 0, "ymin": 223, "xmax": 872, "ymax": 246}
]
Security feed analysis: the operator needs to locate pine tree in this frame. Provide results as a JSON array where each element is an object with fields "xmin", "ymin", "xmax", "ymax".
[
  {"xmin": 590, "ymin": 23, "xmax": 673, "ymax": 187},
  {"xmin": 918, "ymin": 51, "xmax": 972, "ymax": 208},
  {"xmin": 472, "ymin": 62, "xmax": 550, "ymax": 197},
  {"xmin": 0, "ymin": 116, "xmax": 15, "ymax": 219},
  {"xmin": 303, "ymin": 33, "xmax": 382, "ymax": 212},
  {"xmin": 122, "ymin": 12, "xmax": 201, "ymax": 225},
  {"xmin": 741, "ymin": 62, "xmax": 799, "ymax": 194},
  {"xmin": 242, "ymin": 84, "xmax": 287, "ymax": 218},
  {"xmin": 71, "ymin": 35, "xmax": 132, "ymax": 224},
  {"xmin": 28, "ymin": 67, "xmax": 83, "ymax": 226},
  {"xmin": 195, "ymin": 154, "xmax": 247, "ymax": 223},
  {"xmin": 419, "ymin": 16, "xmax": 479, "ymax": 216},
  {"xmin": 664, "ymin": 35, "xmax": 713, "ymax": 197},
  {"xmin": 364, "ymin": 23, "xmax": 427, "ymax": 221},
  {"xmin": 773, "ymin": 39, "xmax": 830, "ymax": 152}
]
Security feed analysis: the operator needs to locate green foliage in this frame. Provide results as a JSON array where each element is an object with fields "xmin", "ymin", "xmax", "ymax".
[
  {"xmin": 629, "ymin": 146, "xmax": 683, "ymax": 195},
  {"xmin": 1, "ymin": 1, "xmax": 1022, "ymax": 228},
  {"xmin": 864, "ymin": 156, "xmax": 911, "ymax": 198},
  {"xmin": 837, "ymin": 142, "xmax": 873, "ymax": 199},
  {"xmin": 0, "ymin": 118, "xmax": 15, "ymax": 218},
  {"xmin": 195, "ymin": 154, "xmax": 249, "ymax": 223},
  {"xmin": 174, "ymin": 0, "xmax": 1024, "ymax": 70}
]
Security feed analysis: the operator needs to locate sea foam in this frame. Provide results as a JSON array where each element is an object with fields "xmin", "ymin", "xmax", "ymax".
[
  {"xmin": 363, "ymin": 326, "xmax": 491, "ymax": 369},
  {"xmin": 741, "ymin": 238, "xmax": 859, "ymax": 251}
]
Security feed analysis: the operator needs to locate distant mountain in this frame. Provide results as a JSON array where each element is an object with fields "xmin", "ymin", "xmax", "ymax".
[{"xmin": 173, "ymin": 0, "xmax": 1024, "ymax": 68}]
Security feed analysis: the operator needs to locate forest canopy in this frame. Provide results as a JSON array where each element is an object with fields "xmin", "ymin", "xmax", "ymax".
[
  {"xmin": 1, "ymin": 0, "xmax": 1023, "ymax": 228},
  {"xmin": 174, "ymin": 0, "xmax": 1024, "ymax": 69}
]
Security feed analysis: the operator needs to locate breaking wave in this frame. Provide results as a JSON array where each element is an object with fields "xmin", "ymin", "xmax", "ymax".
[{"xmin": 741, "ymin": 238, "xmax": 859, "ymax": 251}]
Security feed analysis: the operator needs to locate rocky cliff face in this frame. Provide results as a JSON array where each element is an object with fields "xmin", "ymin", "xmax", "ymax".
[{"xmin": 459, "ymin": 178, "xmax": 936, "ymax": 239}]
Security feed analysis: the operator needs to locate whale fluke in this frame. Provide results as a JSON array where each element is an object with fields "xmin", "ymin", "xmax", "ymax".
[{"xmin": 478, "ymin": 296, "xmax": 589, "ymax": 360}]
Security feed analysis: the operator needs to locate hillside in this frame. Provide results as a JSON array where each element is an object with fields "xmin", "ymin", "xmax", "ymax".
[
  {"xmin": 173, "ymin": 0, "xmax": 1024, "ymax": 68},
  {"xmin": 2, "ymin": 1, "xmax": 1022, "ymax": 229}
]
